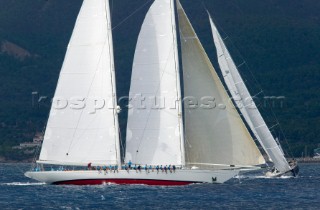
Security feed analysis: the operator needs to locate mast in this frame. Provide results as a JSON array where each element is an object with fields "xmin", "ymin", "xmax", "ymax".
[
  {"xmin": 173, "ymin": 0, "xmax": 186, "ymax": 166},
  {"xmin": 208, "ymin": 14, "xmax": 291, "ymax": 173},
  {"xmin": 176, "ymin": 0, "xmax": 265, "ymax": 168},
  {"xmin": 125, "ymin": 0, "xmax": 184, "ymax": 166},
  {"xmin": 38, "ymin": 0, "xmax": 121, "ymax": 167},
  {"xmin": 106, "ymin": 0, "xmax": 122, "ymax": 169}
]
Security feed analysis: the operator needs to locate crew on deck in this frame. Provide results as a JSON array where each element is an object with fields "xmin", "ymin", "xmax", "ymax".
[{"xmin": 85, "ymin": 162, "xmax": 177, "ymax": 174}]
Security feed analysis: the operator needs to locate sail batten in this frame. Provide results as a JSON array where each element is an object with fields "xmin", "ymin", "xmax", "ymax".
[
  {"xmin": 209, "ymin": 14, "xmax": 291, "ymax": 172},
  {"xmin": 177, "ymin": 1, "xmax": 265, "ymax": 168},
  {"xmin": 39, "ymin": 0, "xmax": 120, "ymax": 166},
  {"xmin": 125, "ymin": 0, "xmax": 184, "ymax": 166}
]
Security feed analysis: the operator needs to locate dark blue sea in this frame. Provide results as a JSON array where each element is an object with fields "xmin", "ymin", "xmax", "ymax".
[{"xmin": 0, "ymin": 163, "xmax": 319, "ymax": 209}]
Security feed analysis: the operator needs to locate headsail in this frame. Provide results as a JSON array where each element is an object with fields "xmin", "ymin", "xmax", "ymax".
[
  {"xmin": 208, "ymin": 13, "xmax": 291, "ymax": 173},
  {"xmin": 38, "ymin": 0, "xmax": 121, "ymax": 167},
  {"xmin": 177, "ymin": 1, "xmax": 265, "ymax": 168},
  {"xmin": 125, "ymin": 0, "xmax": 184, "ymax": 166}
]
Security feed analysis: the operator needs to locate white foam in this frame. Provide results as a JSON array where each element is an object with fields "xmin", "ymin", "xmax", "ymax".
[
  {"xmin": 235, "ymin": 175, "xmax": 293, "ymax": 179},
  {"xmin": 2, "ymin": 182, "xmax": 45, "ymax": 186}
]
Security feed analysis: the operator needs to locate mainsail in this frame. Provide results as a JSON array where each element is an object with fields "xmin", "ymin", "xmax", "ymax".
[
  {"xmin": 125, "ymin": 0, "xmax": 184, "ymax": 166},
  {"xmin": 38, "ymin": 0, "xmax": 121, "ymax": 166},
  {"xmin": 208, "ymin": 14, "xmax": 291, "ymax": 173},
  {"xmin": 177, "ymin": 1, "xmax": 265, "ymax": 168}
]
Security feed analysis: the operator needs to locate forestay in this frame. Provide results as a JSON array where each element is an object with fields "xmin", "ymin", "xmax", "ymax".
[
  {"xmin": 209, "ymin": 14, "xmax": 291, "ymax": 172},
  {"xmin": 177, "ymin": 1, "xmax": 265, "ymax": 168},
  {"xmin": 39, "ymin": 0, "xmax": 121, "ymax": 166},
  {"xmin": 125, "ymin": 0, "xmax": 184, "ymax": 166}
]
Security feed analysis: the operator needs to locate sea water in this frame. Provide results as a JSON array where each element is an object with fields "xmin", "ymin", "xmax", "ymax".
[{"xmin": 0, "ymin": 163, "xmax": 319, "ymax": 209}]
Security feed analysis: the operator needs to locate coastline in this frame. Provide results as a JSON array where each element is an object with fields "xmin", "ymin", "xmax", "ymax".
[
  {"xmin": 296, "ymin": 157, "xmax": 320, "ymax": 163},
  {"xmin": 0, "ymin": 157, "xmax": 33, "ymax": 164}
]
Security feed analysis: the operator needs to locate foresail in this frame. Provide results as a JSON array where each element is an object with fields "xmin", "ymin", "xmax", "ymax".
[
  {"xmin": 177, "ymin": 1, "xmax": 265, "ymax": 168},
  {"xmin": 39, "ymin": 0, "xmax": 120, "ymax": 166},
  {"xmin": 125, "ymin": 0, "xmax": 184, "ymax": 166},
  {"xmin": 209, "ymin": 14, "xmax": 291, "ymax": 172}
]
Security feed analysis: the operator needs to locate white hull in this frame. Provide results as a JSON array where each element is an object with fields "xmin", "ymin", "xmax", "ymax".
[
  {"xmin": 265, "ymin": 162, "xmax": 299, "ymax": 178},
  {"xmin": 25, "ymin": 169, "xmax": 239, "ymax": 185},
  {"xmin": 265, "ymin": 169, "xmax": 297, "ymax": 178}
]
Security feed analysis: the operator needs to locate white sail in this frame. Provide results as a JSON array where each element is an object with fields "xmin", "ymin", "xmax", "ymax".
[
  {"xmin": 38, "ymin": 0, "xmax": 121, "ymax": 167},
  {"xmin": 177, "ymin": 1, "xmax": 265, "ymax": 168},
  {"xmin": 125, "ymin": 0, "xmax": 184, "ymax": 166},
  {"xmin": 209, "ymin": 14, "xmax": 291, "ymax": 173}
]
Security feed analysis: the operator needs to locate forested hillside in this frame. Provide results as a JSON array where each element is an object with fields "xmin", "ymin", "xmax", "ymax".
[{"xmin": 0, "ymin": 0, "xmax": 319, "ymax": 161}]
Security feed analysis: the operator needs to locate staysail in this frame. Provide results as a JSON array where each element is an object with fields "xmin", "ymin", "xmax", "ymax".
[
  {"xmin": 38, "ymin": 0, "xmax": 121, "ymax": 166},
  {"xmin": 125, "ymin": 0, "xmax": 184, "ymax": 166},
  {"xmin": 177, "ymin": 1, "xmax": 265, "ymax": 168},
  {"xmin": 209, "ymin": 14, "xmax": 291, "ymax": 172}
]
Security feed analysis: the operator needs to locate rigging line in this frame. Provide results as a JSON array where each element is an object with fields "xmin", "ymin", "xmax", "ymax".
[
  {"xmin": 184, "ymin": 135, "xmax": 192, "ymax": 164},
  {"xmin": 269, "ymin": 123, "xmax": 280, "ymax": 131},
  {"xmin": 207, "ymin": 9, "xmax": 260, "ymax": 92},
  {"xmin": 211, "ymin": 13, "xmax": 272, "ymax": 101},
  {"xmin": 66, "ymin": 1, "xmax": 119, "ymax": 163},
  {"xmin": 190, "ymin": 25, "xmax": 243, "ymax": 121},
  {"xmin": 31, "ymin": 142, "xmax": 42, "ymax": 170},
  {"xmin": 106, "ymin": 0, "xmax": 121, "ymax": 165},
  {"xmin": 171, "ymin": 0, "xmax": 184, "ymax": 165},
  {"xmin": 66, "ymin": 58, "xmax": 105, "ymax": 155},
  {"xmin": 258, "ymin": 95, "xmax": 294, "ymax": 158},
  {"xmin": 201, "ymin": 0, "xmax": 208, "ymax": 12},
  {"xmin": 207, "ymin": 14, "xmax": 268, "ymax": 157},
  {"xmin": 253, "ymin": 91, "xmax": 264, "ymax": 98},
  {"xmin": 222, "ymin": 36, "xmax": 229, "ymax": 41},
  {"xmin": 13, "ymin": 164, "xmax": 25, "ymax": 175},
  {"xmin": 237, "ymin": 61, "xmax": 246, "ymax": 68},
  {"xmin": 133, "ymin": 0, "xmax": 181, "ymax": 162},
  {"xmin": 66, "ymin": 4, "xmax": 111, "ymax": 155},
  {"xmin": 111, "ymin": 0, "xmax": 114, "ymax": 17},
  {"xmin": 135, "ymin": 44, "xmax": 176, "ymax": 158},
  {"xmin": 230, "ymin": 0, "xmax": 245, "ymax": 16},
  {"xmin": 118, "ymin": 123, "xmax": 125, "ymax": 162},
  {"xmin": 209, "ymin": 7, "xmax": 294, "ymax": 158},
  {"xmin": 112, "ymin": 0, "xmax": 153, "ymax": 31},
  {"xmin": 216, "ymin": 23, "xmax": 265, "ymax": 98},
  {"xmin": 35, "ymin": 107, "xmax": 50, "ymax": 162},
  {"xmin": 269, "ymin": 108, "xmax": 294, "ymax": 158}
]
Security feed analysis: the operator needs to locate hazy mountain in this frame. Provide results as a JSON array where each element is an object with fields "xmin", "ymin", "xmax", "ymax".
[{"xmin": 0, "ymin": 0, "xmax": 319, "ymax": 161}]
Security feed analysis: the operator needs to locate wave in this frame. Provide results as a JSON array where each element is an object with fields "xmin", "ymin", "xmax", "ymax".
[
  {"xmin": 1, "ymin": 182, "xmax": 45, "ymax": 186},
  {"xmin": 235, "ymin": 175, "xmax": 293, "ymax": 179}
]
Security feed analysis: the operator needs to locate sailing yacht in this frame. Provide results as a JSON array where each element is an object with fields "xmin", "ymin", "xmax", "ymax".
[
  {"xmin": 208, "ymin": 13, "xmax": 299, "ymax": 177},
  {"xmin": 25, "ymin": 0, "xmax": 267, "ymax": 185}
]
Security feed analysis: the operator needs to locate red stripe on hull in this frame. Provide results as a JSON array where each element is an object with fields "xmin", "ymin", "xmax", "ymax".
[{"xmin": 54, "ymin": 179, "xmax": 196, "ymax": 186}]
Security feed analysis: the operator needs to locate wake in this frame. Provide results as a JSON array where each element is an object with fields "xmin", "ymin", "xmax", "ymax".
[
  {"xmin": 235, "ymin": 174, "xmax": 293, "ymax": 179},
  {"xmin": 1, "ymin": 182, "xmax": 45, "ymax": 186}
]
